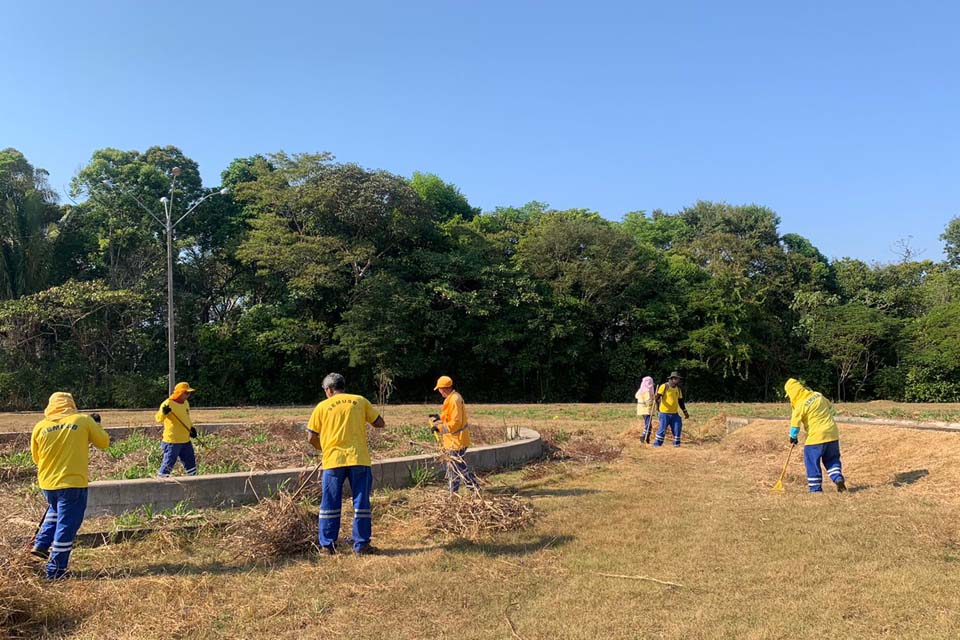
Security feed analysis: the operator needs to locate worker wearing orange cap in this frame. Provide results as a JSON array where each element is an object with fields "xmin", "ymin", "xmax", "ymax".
[
  {"xmin": 30, "ymin": 392, "xmax": 110, "ymax": 579},
  {"xmin": 155, "ymin": 382, "xmax": 198, "ymax": 477},
  {"xmin": 430, "ymin": 376, "xmax": 477, "ymax": 493}
]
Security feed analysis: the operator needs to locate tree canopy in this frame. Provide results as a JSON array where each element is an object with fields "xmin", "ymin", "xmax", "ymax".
[{"xmin": 0, "ymin": 145, "xmax": 956, "ymax": 409}]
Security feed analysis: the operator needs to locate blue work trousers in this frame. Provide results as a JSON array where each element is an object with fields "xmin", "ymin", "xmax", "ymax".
[
  {"xmin": 446, "ymin": 448, "xmax": 478, "ymax": 493},
  {"xmin": 640, "ymin": 415, "xmax": 653, "ymax": 442},
  {"xmin": 158, "ymin": 441, "xmax": 197, "ymax": 477},
  {"xmin": 654, "ymin": 413, "xmax": 683, "ymax": 447},
  {"xmin": 319, "ymin": 466, "xmax": 373, "ymax": 552},
  {"xmin": 804, "ymin": 440, "xmax": 844, "ymax": 492},
  {"xmin": 34, "ymin": 487, "xmax": 88, "ymax": 579}
]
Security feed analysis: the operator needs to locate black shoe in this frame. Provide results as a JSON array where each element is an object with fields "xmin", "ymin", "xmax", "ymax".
[
  {"xmin": 354, "ymin": 543, "xmax": 379, "ymax": 556},
  {"xmin": 320, "ymin": 543, "xmax": 337, "ymax": 556},
  {"xmin": 30, "ymin": 547, "xmax": 49, "ymax": 560},
  {"xmin": 836, "ymin": 479, "xmax": 847, "ymax": 493}
]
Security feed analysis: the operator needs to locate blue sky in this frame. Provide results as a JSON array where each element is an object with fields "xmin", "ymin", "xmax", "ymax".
[{"xmin": 2, "ymin": 0, "xmax": 957, "ymax": 263}]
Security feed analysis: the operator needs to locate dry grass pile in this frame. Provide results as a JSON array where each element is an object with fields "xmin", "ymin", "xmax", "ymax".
[
  {"xmin": 224, "ymin": 492, "xmax": 317, "ymax": 561},
  {"xmin": 543, "ymin": 428, "xmax": 623, "ymax": 463},
  {"xmin": 418, "ymin": 489, "xmax": 534, "ymax": 540},
  {"xmin": 0, "ymin": 537, "xmax": 78, "ymax": 638}
]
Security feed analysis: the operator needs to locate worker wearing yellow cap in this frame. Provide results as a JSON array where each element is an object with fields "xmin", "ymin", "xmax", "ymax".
[
  {"xmin": 785, "ymin": 378, "xmax": 847, "ymax": 493},
  {"xmin": 430, "ymin": 376, "xmax": 477, "ymax": 493},
  {"xmin": 155, "ymin": 382, "xmax": 198, "ymax": 477},
  {"xmin": 30, "ymin": 392, "xmax": 110, "ymax": 579}
]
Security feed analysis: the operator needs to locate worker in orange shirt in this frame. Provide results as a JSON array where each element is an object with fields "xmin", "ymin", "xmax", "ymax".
[{"xmin": 430, "ymin": 376, "xmax": 478, "ymax": 493}]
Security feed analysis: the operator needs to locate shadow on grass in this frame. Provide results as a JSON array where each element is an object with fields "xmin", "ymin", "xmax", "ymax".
[
  {"xmin": 517, "ymin": 487, "xmax": 604, "ymax": 498},
  {"xmin": 893, "ymin": 469, "xmax": 929, "ymax": 486},
  {"xmin": 444, "ymin": 534, "xmax": 574, "ymax": 557}
]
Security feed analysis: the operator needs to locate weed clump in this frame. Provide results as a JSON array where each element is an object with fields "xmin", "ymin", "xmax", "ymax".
[
  {"xmin": 542, "ymin": 428, "xmax": 622, "ymax": 463},
  {"xmin": 0, "ymin": 537, "xmax": 80, "ymax": 638}
]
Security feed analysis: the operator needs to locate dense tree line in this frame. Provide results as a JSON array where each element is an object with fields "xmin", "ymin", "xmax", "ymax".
[{"xmin": 1, "ymin": 145, "xmax": 958, "ymax": 409}]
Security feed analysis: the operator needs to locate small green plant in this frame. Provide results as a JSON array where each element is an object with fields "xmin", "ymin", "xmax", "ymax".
[
  {"xmin": 409, "ymin": 463, "xmax": 437, "ymax": 487},
  {"xmin": 166, "ymin": 500, "xmax": 198, "ymax": 517},
  {"xmin": 114, "ymin": 464, "xmax": 154, "ymax": 480},
  {"xmin": 0, "ymin": 450, "xmax": 32, "ymax": 467},
  {"xmin": 107, "ymin": 432, "xmax": 156, "ymax": 459},
  {"xmin": 198, "ymin": 461, "xmax": 243, "ymax": 475},
  {"xmin": 396, "ymin": 423, "xmax": 435, "ymax": 443},
  {"xmin": 244, "ymin": 430, "xmax": 269, "ymax": 445},
  {"xmin": 551, "ymin": 429, "xmax": 571, "ymax": 444}
]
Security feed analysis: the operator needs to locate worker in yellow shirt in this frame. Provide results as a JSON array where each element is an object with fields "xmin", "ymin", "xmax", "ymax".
[
  {"xmin": 653, "ymin": 371, "xmax": 690, "ymax": 447},
  {"xmin": 785, "ymin": 378, "xmax": 847, "ymax": 493},
  {"xmin": 155, "ymin": 382, "xmax": 198, "ymax": 477},
  {"xmin": 430, "ymin": 375, "xmax": 478, "ymax": 493},
  {"xmin": 307, "ymin": 373, "xmax": 385, "ymax": 555},
  {"xmin": 30, "ymin": 392, "xmax": 110, "ymax": 579}
]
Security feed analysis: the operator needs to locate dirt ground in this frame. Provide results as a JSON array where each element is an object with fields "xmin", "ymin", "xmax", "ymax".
[{"xmin": 4, "ymin": 407, "xmax": 960, "ymax": 639}]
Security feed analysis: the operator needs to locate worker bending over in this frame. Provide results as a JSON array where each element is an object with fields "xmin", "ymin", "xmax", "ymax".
[
  {"xmin": 307, "ymin": 373, "xmax": 385, "ymax": 555},
  {"xmin": 785, "ymin": 378, "xmax": 847, "ymax": 493},
  {"xmin": 431, "ymin": 375, "xmax": 478, "ymax": 493},
  {"xmin": 30, "ymin": 392, "xmax": 110, "ymax": 579}
]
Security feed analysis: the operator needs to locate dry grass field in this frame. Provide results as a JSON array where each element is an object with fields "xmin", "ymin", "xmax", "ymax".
[{"xmin": 3, "ymin": 404, "xmax": 960, "ymax": 639}]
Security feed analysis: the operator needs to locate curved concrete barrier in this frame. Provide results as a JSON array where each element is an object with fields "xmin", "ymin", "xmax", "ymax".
[
  {"xmin": 0, "ymin": 422, "xmax": 254, "ymax": 445},
  {"xmin": 85, "ymin": 427, "xmax": 543, "ymax": 517}
]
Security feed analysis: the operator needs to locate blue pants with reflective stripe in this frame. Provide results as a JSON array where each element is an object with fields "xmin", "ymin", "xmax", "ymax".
[
  {"xmin": 158, "ymin": 441, "xmax": 197, "ymax": 477},
  {"xmin": 803, "ymin": 440, "xmax": 844, "ymax": 492},
  {"xmin": 319, "ymin": 466, "xmax": 373, "ymax": 551},
  {"xmin": 446, "ymin": 448, "xmax": 478, "ymax": 493},
  {"xmin": 34, "ymin": 488, "xmax": 88, "ymax": 579},
  {"xmin": 654, "ymin": 413, "xmax": 682, "ymax": 446},
  {"xmin": 640, "ymin": 415, "xmax": 653, "ymax": 442}
]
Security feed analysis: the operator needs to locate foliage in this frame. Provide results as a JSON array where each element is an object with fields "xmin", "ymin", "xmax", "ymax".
[{"xmin": 0, "ymin": 145, "xmax": 957, "ymax": 408}]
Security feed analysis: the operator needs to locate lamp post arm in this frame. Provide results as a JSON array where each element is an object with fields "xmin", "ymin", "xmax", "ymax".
[
  {"xmin": 173, "ymin": 190, "xmax": 227, "ymax": 228},
  {"xmin": 110, "ymin": 186, "xmax": 166, "ymax": 228}
]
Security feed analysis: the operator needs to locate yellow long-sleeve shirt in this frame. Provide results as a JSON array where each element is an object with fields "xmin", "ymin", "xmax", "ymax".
[
  {"xmin": 155, "ymin": 399, "xmax": 193, "ymax": 444},
  {"xmin": 785, "ymin": 378, "xmax": 840, "ymax": 446},
  {"xmin": 31, "ymin": 413, "xmax": 110, "ymax": 490},
  {"xmin": 439, "ymin": 391, "xmax": 470, "ymax": 450}
]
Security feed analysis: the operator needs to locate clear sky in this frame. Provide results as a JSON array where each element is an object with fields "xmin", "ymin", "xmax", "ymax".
[{"xmin": 2, "ymin": 0, "xmax": 957, "ymax": 263}]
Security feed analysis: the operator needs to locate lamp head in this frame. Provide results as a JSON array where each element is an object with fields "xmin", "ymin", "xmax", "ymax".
[
  {"xmin": 160, "ymin": 197, "xmax": 169, "ymax": 204},
  {"xmin": 171, "ymin": 167, "xmax": 182, "ymax": 177}
]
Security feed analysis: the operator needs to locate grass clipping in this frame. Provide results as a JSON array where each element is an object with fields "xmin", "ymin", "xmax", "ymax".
[
  {"xmin": 0, "ymin": 537, "xmax": 77, "ymax": 638},
  {"xmin": 224, "ymin": 491, "xmax": 317, "ymax": 562}
]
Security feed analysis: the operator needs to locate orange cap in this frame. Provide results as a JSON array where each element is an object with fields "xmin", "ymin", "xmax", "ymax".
[
  {"xmin": 433, "ymin": 376, "xmax": 454, "ymax": 391},
  {"xmin": 174, "ymin": 382, "xmax": 196, "ymax": 393}
]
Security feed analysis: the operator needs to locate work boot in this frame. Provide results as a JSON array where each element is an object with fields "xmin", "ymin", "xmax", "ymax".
[
  {"xmin": 320, "ymin": 543, "xmax": 337, "ymax": 556},
  {"xmin": 29, "ymin": 547, "xmax": 49, "ymax": 560},
  {"xmin": 836, "ymin": 479, "xmax": 847, "ymax": 493},
  {"xmin": 354, "ymin": 543, "xmax": 379, "ymax": 556}
]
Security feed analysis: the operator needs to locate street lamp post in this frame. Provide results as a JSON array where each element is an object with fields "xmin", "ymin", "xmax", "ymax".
[{"xmin": 103, "ymin": 169, "xmax": 228, "ymax": 394}]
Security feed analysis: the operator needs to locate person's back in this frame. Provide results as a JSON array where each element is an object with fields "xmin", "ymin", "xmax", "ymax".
[
  {"xmin": 32, "ymin": 398, "xmax": 109, "ymax": 490},
  {"xmin": 785, "ymin": 379, "xmax": 839, "ymax": 445},
  {"xmin": 311, "ymin": 392, "xmax": 377, "ymax": 469}
]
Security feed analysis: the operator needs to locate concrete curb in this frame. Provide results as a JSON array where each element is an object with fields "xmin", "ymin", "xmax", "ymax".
[
  {"xmin": 0, "ymin": 421, "xmax": 278, "ymax": 445},
  {"xmin": 725, "ymin": 415, "xmax": 960, "ymax": 434},
  {"xmin": 85, "ymin": 428, "xmax": 542, "ymax": 517}
]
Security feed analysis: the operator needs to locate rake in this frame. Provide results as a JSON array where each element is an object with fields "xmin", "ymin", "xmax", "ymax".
[{"xmin": 770, "ymin": 443, "xmax": 796, "ymax": 492}]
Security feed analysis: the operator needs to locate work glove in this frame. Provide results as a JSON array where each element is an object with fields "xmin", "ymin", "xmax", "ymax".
[
  {"xmin": 190, "ymin": 427, "xmax": 198, "ymax": 439},
  {"xmin": 430, "ymin": 426, "xmax": 440, "ymax": 435},
  {"xmin": 789, "ymin": 426, "xmax": 800, "ymax": 446},
  {"xmin": 789, "ymin": 436, "xmax": 799, "ymax": 445},
  {"xmin": 683, "ymin": 411, "xmax": 690, "ymax": 419},
  {"xmin": 162, "ymin": 404, "xmax": 172, "ymax": 415},
  {"xmin": 90, "ymin": 413, "xmax": 101, "ymax": 424}
]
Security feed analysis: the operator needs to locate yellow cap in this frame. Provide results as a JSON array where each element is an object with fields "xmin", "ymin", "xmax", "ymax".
[
  {"xmin": 175, "ymin": 382, "xmax": 197, "ymax": 394},
  {"xmin": 433, "ymin": 376, "xmax": 454, "ymax": 391}
]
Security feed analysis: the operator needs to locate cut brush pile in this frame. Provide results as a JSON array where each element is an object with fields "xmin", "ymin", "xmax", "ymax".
[
  {"xmin": 223, "ymin": 491, "xmax": 317, "ymax": 561},
  {"xmin": 418, "ymin": 489, "xmax": 534, "ymax": 541}
]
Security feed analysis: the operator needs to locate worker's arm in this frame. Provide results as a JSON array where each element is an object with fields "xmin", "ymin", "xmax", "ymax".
[
  {"xmin": 654, "ymin": 384, "xmax": 664, "ymax": 411},
  {"xmin": 88, "ymin": 417, "xmax": 110, "ymax": 450},
  {"xmin": 306, "ymin": 404, "xmax": 323, "ymax": 451},
  {"xmin": 678, "ymin": 397, "xmax": 689, "ymax": 418},
  {"xmin": 789, "ymin": 402, "xmax": 804, "ymax": 444},
  {"xmin": 307, "ymin": 431, "xmax": 322, "ymax": 451},
  {"xmin": 363, "ymin": 398, "xmax": 384, "ymax": 430},
  {"xmin": 370, "ymin": 415, "xmax": 385, "ymax": 429}
]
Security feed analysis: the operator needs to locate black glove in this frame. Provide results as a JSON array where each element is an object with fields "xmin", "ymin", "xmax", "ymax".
[
  {"xmin": 190, "ymin": 427, "xmax": 198, "ymax": 439},
  {"xmin": 428, "ymin": 413, "xmax": 440, "ymax": 422},
  {"xmin": 162, "ymin": 404, "xmax": 172, "ymax": 415},
  {"xmin": 789, "ymin": 436, "xmax": 799, "ymax": 445},
  {"xmin": 90, "ymin": 413, "xmax": 101, "ymax": 424},
  {"xmin": 431, "ymin": 425, "xmax": 440, "ymax": 434}
]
